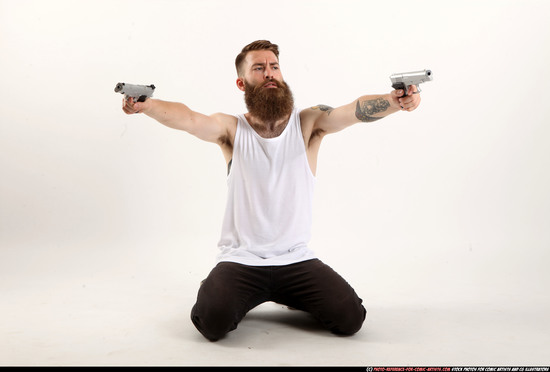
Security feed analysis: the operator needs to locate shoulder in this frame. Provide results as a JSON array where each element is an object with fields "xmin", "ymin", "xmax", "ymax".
[
  {"xmin": 299, "ymin": 107, "xmax": 317, "ymax": 127},
  {"xmin": 300, "ymin": 105, "xmax": 333, "ymax": 123},
  {"xmin": 210, "ymin": 112, "xmax": 238, "ymax": 126},
  {"xmin": 211, "ymin": 112, "xmax": 238, "ymax": 134},
  {"xmin": 299, "ymin": 106, "xmax": 332, "ymax": 147},
  {"xmin": 299, "ymin": 105, "xmax": 334, "ymax": 132}
]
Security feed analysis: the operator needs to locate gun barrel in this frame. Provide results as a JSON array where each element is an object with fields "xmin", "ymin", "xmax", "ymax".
[
  {"xmin": 390, "ymin": 69, "xmax": 432, "ymax": 84},
  {"xmin": 114, "ymin": 83, "xmax": 126, "ymax": 93},
  {"xmin": 114, "ymin": 82, "xmax": 156, "ymax": 101}
]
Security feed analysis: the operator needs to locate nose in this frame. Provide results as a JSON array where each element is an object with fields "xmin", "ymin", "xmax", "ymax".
[{"xmin": 264, "ymin": 67, "xmax": 273, "ymax": 80}]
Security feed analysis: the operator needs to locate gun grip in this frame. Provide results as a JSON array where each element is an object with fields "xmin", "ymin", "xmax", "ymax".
[
  {"xmin": 137, "ymin": 95, "xmax": 148, "ymax": 103},
  {"xmin": 392, "ymin": 82, "xmax": 408, "ymax": 97}
]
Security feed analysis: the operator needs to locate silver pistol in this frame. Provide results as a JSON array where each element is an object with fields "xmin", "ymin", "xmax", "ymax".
[
  {"xmin": 114, "ymin": 82, "xmax": 156, "ymax": 102},
  {"xmin": 390, "ymin": 69, "xmax": 432, "ymax": 96}
]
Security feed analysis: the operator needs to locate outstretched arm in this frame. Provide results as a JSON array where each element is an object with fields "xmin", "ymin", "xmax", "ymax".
[
  {"xmin": 122, "ymin": 98, "xmax": 235, "ymax": 147},
  {"xmin": 302, "ymin": 86, "xmax": 421, "ymax": 138}
]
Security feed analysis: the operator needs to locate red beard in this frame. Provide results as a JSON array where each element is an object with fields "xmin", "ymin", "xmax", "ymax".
[{"xmin": 244, "ymin": 79, "xmax": 295, "ymax": 123}]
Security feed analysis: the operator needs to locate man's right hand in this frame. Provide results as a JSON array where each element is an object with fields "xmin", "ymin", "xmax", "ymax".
[{"xmin": 122, "ymin": 97, "xmax": 152, "ymax": 115}]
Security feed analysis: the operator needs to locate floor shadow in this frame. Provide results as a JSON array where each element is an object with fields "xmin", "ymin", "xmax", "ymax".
[
  {"xmin": 163, "ymin": 302, "xmax": 351, "ymax": 346},
  {"xmin": 241, "ymin": 304, "xmax": 326, "ymax": 334}
]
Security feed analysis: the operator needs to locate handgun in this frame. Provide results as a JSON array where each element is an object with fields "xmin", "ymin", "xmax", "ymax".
[
  {"xmin": 390, "ymin": 69, "xmax": 432, "ymax": 97},
  {"xmin": 114, "ymin": 82, "xmax": 156, "ymax": 102}
]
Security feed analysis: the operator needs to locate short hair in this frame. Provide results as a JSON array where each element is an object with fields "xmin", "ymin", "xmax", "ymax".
[{"xmin": 235, "ymin": 40, "xmax": 280, "ymax": 76}]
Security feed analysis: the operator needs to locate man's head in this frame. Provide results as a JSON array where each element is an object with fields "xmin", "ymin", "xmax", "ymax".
[
  {"xmin": 235, "ymin": 40, "xmax": 294, "ymax": 122},
  {"xmin": 235, "ymin": 40, "xmax": 279, "ymax": 78}
]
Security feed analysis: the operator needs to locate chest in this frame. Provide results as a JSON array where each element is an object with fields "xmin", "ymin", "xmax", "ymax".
[{"xmin": 249, "ymin": 122, "xmax": 288, "ymax": 139}]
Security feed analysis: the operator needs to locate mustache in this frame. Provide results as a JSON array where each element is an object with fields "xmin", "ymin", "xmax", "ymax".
[{"xmin": 247, "ymin": 78, "xmax": 286, "ymax": 91}]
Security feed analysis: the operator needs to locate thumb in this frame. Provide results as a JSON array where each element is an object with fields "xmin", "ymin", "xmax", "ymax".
[
  {"xmin": 133, "ymin": 98, "xmax": 152, "ymax": 113},
  {"xmin": 392, "ymin": 89, "xmax": 405, "ymax": 98}
]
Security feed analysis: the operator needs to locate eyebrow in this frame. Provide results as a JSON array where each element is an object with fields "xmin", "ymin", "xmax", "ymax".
[{"xmin": 251, "ymin": 62, "xmax": 279, "ymax": 68}]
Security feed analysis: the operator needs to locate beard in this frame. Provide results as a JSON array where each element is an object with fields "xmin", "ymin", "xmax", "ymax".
[{"xmin": 244, "ymin": 78, "xmax": 294, "ymax": 123}]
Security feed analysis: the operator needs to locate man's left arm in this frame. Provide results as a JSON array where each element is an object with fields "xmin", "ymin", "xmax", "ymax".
[{"xmin": 303, "ymin": 85, "xmax": 421, "ymax": 138}]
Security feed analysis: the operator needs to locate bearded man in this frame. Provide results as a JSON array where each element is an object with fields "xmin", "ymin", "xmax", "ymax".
[{"xmin": 122, "ymin": 40, "xmax": 421, "ymax": 341}]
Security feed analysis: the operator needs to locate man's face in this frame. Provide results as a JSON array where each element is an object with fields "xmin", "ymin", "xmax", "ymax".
[
  {"xmin": 238, "ymin": 50, "xmax": 294, "ymax": 122},
  {"xmin": 239, "ymin": 50, "xmax": 284, "ymax": 88}
]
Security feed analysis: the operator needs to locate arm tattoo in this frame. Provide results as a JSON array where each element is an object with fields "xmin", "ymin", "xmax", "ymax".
[
  {"xmin": 311, "ymin": 104, "xmax": 334, "ymax": 116},
  {"xmin": 355, "ymin": 98, "xmax": 390, "ymax": 122}
]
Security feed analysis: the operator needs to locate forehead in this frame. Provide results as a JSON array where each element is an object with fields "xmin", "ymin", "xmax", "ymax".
[{"xmin": 245, "ymin": 50, "xmax": 279, "ymax": 66}]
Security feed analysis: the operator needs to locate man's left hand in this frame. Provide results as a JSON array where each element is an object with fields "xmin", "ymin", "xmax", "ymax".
[{"xmin": 390, "ymin": 85, "xmax": 421, "ymax": 112}]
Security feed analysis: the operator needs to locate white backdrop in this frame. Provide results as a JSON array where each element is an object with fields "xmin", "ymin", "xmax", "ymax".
[{"xmin": 1, "ymin": 0, "xmax": 549, "ymax": 365}]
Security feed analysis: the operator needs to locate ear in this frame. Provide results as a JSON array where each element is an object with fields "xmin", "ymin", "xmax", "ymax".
[{"xmin": 236, "ymin": 77, "xmax": 246, "ymax": 92}]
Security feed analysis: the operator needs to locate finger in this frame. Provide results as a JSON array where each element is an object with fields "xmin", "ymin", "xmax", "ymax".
[
  {"xmin": 399, "ymin": 95, "xmax": 413, "ymax": 104},
  {"xmin": 402, "ymin": 97, "xmax": 420, "ymax": 112},
  {"xmin": 392, "ymin": 89, "xmax": 404, "ymax": 98},
  {"xmin": 122, "ymin": 98, "xmax": 140, "ymax": 114},
  {"xmin": 398, "ymin": 99, "xmax": 411, "ymax": 110},
  {"xmin": 122, "ymin": 104, "xmax": 132, "ymax": 114},
  {"xmin": 122, "ymin": 103, "xmax": 135, "ymax": 115},
  {"xmin": 399, "ymin": 98, "xmax": 413, "ymax": 110}
]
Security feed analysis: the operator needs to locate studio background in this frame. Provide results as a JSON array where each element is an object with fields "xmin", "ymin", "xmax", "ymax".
[{"xmin": 1, "ymin": 0, "xmax": 549, "ymax": 366}]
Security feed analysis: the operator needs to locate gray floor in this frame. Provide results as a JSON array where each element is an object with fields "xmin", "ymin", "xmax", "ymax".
[{"xmin": 1, "ymin": 243, "xmax": 549, "ymax": 366}]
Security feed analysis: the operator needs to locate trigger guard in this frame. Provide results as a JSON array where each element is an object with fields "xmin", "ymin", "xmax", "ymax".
[{"xmin": 392, "ymin": 82, "xmax": 407, "ymax": 97}]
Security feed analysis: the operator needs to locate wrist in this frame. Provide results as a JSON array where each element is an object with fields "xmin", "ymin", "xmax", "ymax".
[{"xmin": 386, "ymin": 93, "xmax": 401, "ymax": 111}]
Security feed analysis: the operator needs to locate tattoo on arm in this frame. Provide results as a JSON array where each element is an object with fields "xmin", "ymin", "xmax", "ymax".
[
  {"xmin": 355, "ymin": 98, "xmax": 390, "ymax": 122},
  {"xmin": 311, "ymin": 104, "xmax": 334, "ymax": 116}
]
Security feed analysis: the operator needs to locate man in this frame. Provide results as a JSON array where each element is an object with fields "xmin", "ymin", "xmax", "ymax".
[{"xmin": 122, "ymin": 40, "xmax": 421, "ymax": 341}]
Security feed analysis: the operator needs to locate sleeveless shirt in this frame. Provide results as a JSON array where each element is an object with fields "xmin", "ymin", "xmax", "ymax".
[{"xmin": 216, "ymin": 108, "xmax": 317, "ymax": 266}]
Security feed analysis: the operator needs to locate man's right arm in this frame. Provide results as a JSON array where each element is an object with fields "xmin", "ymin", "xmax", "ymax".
[{"xmin": 122, "ymin": 98, "xmax": 235, "ymax": 148}]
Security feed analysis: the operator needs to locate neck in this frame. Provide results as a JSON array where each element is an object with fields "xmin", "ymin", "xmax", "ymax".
[{"xmin": 245, "ymin": 112, "xmax": 291, "ymax": 138}]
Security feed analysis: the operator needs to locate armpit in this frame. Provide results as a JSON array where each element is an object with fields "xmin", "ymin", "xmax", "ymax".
[{"xmin": 217, "ymin": 131, "xmax": 233, "ymax": 150}]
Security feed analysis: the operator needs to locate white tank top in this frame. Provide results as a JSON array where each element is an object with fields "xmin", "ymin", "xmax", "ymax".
[{"xmin": 216, "ymin": 108, "xmax": 317, "ymax": 266}]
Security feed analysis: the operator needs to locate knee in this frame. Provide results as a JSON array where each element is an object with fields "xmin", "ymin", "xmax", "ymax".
[
  {"xmin": 191, "ymin": 318, "xmax": 227, "ymax": 342},
  {"xmin": 332, "ymin": 305, "xmax": 367, "ymax": 336},
  {"xmin": 322, "ymin": 301, "xmax": 367, "ymax": 336},
  {"xmin": 190, "ymin": 304, "xmax": 239, "ymax": 342}
]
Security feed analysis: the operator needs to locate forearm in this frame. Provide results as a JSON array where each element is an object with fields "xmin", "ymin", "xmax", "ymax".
[
  {"xmin": 307, "ymin": 88, "xmax": 420, "ymax": 137},
  {"xmin": 354, "ymin": 94, "xmax": 400, "ymax": 123}
]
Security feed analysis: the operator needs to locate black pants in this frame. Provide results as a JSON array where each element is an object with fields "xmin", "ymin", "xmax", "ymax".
[{"xmin": 190, "ymin": 258, "xmax": 366, "ymax": 341}]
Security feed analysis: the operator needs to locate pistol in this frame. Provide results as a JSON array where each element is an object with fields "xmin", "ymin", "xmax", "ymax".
[
  {"xmin": 390, "ymin": 69, "xmax": 432, "ymax": 97},
  {"xmin": 114, "ymin": 82, "xmax": 156, "ymax": 102}
]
